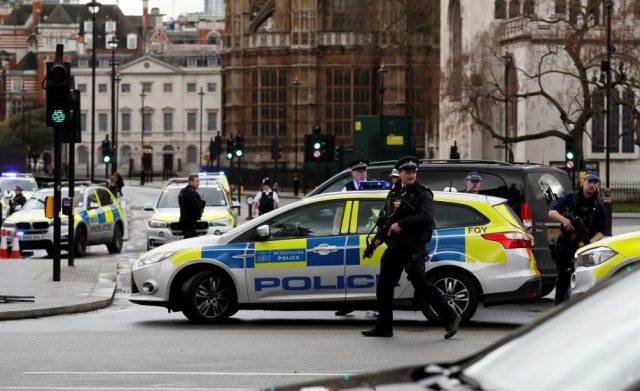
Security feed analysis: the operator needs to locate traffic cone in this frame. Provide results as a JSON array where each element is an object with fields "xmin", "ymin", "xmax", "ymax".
[
  {"xmin": 0, "ymin": 229, "xmax": 8, "ymax": 259},
  {"xmin": 10, "ymin": 230, "xmax": 21, "ymax": 259}
]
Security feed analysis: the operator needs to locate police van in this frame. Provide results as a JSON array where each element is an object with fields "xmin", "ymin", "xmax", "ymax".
[
  {"xmin": 130, "ymin": 191, "xmax": 540, "ymax": 324},
  {"xmin": 2, "ymin": 183, "xmax": 124, "ymax": 256}
]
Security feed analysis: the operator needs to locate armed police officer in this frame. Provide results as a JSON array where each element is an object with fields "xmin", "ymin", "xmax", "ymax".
[
  {"xmin": 549, "ymin": 171, "xmax": 607, "ymax": 305},
  {"xmin": 361, "ymin": 156, "xmax": 460, "ymax": 339},
  {"xmin": 178, "ymin": 174, "xmax": 205, "ymax": 239}
]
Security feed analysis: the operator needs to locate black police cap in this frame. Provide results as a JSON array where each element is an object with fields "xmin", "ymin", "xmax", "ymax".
[
  {"xmin": 394, "ymin": 156, "xmax": 420, "ymax": 171},
  {"xmin": 348, "ymin": 159, "xmax": 369, "ymax": 171}
]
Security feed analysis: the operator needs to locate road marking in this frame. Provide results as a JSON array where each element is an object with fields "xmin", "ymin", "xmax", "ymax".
[
  {"xmin": 25, "ymin": 371, "xmax": 347, "ymax": 377},
  {"xmin": 0, "ymin": 388, "xmax": 251, "ymax": 390}
]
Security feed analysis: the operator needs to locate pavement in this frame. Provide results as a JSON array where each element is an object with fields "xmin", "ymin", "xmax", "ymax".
[
  {"xmin": 0, "ymin": 178, "xmax": 636, "ymax": 322},
  {"xmin": 0, "ymin": 178, "xmax": 302, "ymax": 322}
]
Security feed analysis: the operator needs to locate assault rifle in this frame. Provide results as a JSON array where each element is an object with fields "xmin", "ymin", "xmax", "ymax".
[
  {"xmin": 561, "ymin": 211, "xmax": 591, "ymax": 245},
  {"xmin": 363, "ymin": 199, "xmax": 414, "ymax": 259}
]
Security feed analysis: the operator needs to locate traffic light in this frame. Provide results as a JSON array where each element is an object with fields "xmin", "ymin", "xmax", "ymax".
[
  {"xmin": 234, "ymin": 134, "xmax": 244, "ymax": 158},
  {"xmin": 45, "ymin": 55, "xmax": 71, "ymax": 127},
  {"xmin": 62, "ymin": 88, "xmax": 81, "ymax": 143},
  {"xmin": 565, "ymin": 132, "xmax": 576, "ymax": 171},
  {"xmin": 101, "ymin": 139, "xmax": 112, "ymax": 164},
  {"xmin": 311, "ymin": 126, "xmax": 323, "ymax": 160},
  {"xmin": 226, "ymin": 137, "xmax": 234, "ymax": 160}
]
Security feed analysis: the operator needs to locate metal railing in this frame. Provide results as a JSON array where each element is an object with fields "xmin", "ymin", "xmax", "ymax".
[{"xmin": 610, "ymin": 181, "xmax": 640, "ymax": 212}]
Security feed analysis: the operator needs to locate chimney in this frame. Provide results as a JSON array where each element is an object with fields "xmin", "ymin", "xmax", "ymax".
[
  {"xmin": 143, "ymin": 0, "xmax": 150, "ymax": 36},
  {"xmin": 32, "ymin": 0, "xmax": 43, "ymax": 28}
]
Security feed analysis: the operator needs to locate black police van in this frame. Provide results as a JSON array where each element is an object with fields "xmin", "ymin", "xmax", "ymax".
[{"xmin": 307, "ymin": 159, "xmax": 573, "ymax": 297}]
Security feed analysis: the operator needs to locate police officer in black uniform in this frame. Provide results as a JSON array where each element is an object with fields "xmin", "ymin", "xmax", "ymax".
[
  {"xmin": 549, "ymin": 171, "xmax": 607, "ymax": 305},
  {"xmin": 9, "ymin": 186, "xmax": 27, "ymax": 215},
  {"xmin": 362, "ymin": 156, "xmax": 461, "ymax": 339},
  {"xmin": 178, "ymin": 174, "xmax": 205, "ymax": 239},
  {"xmin": 342, "ymin": 159, "xmax": 369, "ymax": 191}
]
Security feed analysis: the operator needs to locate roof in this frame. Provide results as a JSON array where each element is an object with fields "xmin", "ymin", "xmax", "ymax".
[{"xmin": 14, "ymin": 51, "xmax": 37, "ymax": 71}]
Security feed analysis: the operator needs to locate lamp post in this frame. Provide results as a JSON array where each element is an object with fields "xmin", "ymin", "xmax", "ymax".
[
  {"xmin": 21, "ymin": 85, "xmax": 27, "ymax": 165},
  {"xmin": 86, "ymin": 1, "xmax": 100, "ymax": 182},
  {"xmin": 108, "ymin": 33, "xmax": 118, "ymax": 176},
  {"xmin": 115, "ymin": 74, "xmax": 122, "ymax": 172},
  {"xmin": 378, "ymin": 64, "xmax": 387, "ymax": 161},
  {"xmin": 293, "ymin": 77, "xmax": 300, "ymax": 173},
  {"xmin": 502, "ymin": 51, "xmax": 512, "ymax": 162},
  {"xmin": 604, "ymin": 0, "xmax": 613, "ymax": 235},
  {"xmin": 140, "ymin": 90, "xmax": 146, "ymax": 185},
  {"xmin": 198, "ymin": 86, "xmax": 205, "ymax": 170}
]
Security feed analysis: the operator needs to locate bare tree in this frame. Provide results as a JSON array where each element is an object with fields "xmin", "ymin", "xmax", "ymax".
[{"xmin": 441, "ymin": 0, "xmax": 640, "ymax": 165}]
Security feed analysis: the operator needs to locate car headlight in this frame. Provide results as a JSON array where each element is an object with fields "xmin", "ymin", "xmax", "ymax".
[
  {"xmin": 575, "ymin": 247, "xmax": 618, "ymax": 267},
  {"xmin": 148, "ymin": 220, "xmax": 169, "ymax": 229},
  {"xmin": 2, "ymin": 221, "xmax": 15, "ymax": 228},
  {"xmin": 137, "ymin": 251, "xmax": 176, "ymax": 267},
  {"xmin": 210, "ymin": 218, "xmax": 231, "ymax": 227}
]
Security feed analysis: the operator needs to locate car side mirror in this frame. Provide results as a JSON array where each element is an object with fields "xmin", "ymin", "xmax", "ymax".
[
  {"xmin": 89, "ymin": 201, "xmax": 99, "ymax": 209},
  {"xmin": 142, "ymin": 203, "xmax": 154, "ymax": 211},
  {"xmin": 255, "ymin": 224, "xmax": 270, "ymax": 240}
]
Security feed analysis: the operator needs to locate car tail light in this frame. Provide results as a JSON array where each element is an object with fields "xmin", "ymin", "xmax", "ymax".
[
  {"xmin": 482, "ymin": 231, "xmax": 532, "ymax": 249},
  {"xmin": 520, "ymin": 203, "xmax": 533, "ymax": 232}
]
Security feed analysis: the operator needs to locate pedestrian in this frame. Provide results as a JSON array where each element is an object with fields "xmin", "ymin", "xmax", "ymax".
[
  {"xmin": 461, "ymin": 171, "xmax": 482, "ymax": 193},
  {"xmin": 9, "ymin": 186, "xmax": 27, "ymax": 215},
  {"xmin": 335, "ymin": 158, "xmax": 371, "ymax": 316},
  {"xmin": 252, "ymin": 178, "xmax": 280, "ymax": 216},
  {"xmin": 342, "ymin": 159, "xmax": 369, "ymax": 191},
  {"xmin": 388, "ymin": 168, "xmax": 400, "ymax": 184},
  {"xmin": 361, "ymin": 156, "xmax": 460, "ymax": 339},
  {"xmin": 178, "ymin": 174, "xmax": 205, "ymax": 239},
  {"xmin": 114, "ymin": 171, "xmax": 124, "ymax": 197},
  {"xmin": 548, "ymin": 171, "xmax": 607, "ymax": 305}
]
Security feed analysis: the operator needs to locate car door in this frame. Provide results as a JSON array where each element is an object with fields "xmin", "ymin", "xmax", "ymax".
[{"xmin": 245, "ymin": 200, "xmax": 350, "ymax": 303}]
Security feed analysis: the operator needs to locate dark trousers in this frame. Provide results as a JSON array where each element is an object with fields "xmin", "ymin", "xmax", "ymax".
[
  {"xmin": 375, "ymin": 247, "xmax": 457, "ymax": 331},
  {"xmin": 554, "ymin": 241, "xmax": 578, "ymax": 305},
  {"xmin": 181, "ymin": 222, "xmax": 198, "ymax": 239}
]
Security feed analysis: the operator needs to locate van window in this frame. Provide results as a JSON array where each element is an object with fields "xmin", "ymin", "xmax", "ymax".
[
  {"xmin": 418, "ymin": 171, "xmax": 452, "ymax": 191},
  {"xmin": 527, "ymin": 172, "xmax": 572, "ymax": 210},
  {"xmin": 321, "ymin": 173, "xmax": 352, "ymax": 193},
  {"xmin": 434, "ymin": 202, "xmax": 490, "ymax": 229}
]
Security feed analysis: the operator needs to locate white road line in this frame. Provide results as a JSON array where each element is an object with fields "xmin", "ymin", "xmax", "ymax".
[
  {"xmin": 25, "ymin": 371, "xmax": 348, "ymax": 377},
  {"xmin": 0, "ymin": 388, "xmax": 251, "ymax": 390}
]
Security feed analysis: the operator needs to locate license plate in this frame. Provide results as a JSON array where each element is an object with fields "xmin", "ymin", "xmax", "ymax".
[
  {"xmin": 21, "ymin": 234, "xmax": 43, "ymax": 241},
  {"xmin": 547, "ymin": 227, "xmax": 560, "ymax": 239}
]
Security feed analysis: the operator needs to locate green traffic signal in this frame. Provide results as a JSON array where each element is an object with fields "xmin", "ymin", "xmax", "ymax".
[
  {"xmin": 566, "ymin": 151, "xmax": 575, "ymax": 160},
  {"xmin": 50, "ymin": 110, "xmax": 66, "ymax": 124},
  {"xmin": 313, "ymin": 141, "xmax": 321, "ymax": 150},
  {"xmin": 235, "ymin": 149, "xmax": 243, "ymax": 158},
  {"xmin": 226, "ymin": 151, "xmax": 233, "ymax": 160},
  {"xmin": 103, "ymin": 155, "xmax": 112, "ymax": 164}
]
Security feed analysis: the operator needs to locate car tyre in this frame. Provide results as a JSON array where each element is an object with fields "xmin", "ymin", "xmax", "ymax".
[
  {"xmin": 181, "ymin": 270, "xmax": 237, "ymax": 324},
  {"xmin": 106, "ymin": 223, "xmax": 123, "ymax": 253},
  {"xmin": 421, "ymin": 270, "xmax": 478, "ymax": 325},
  {"xmin": 74, "ymin": 226, "xmax": 88, "ymax": 257}
]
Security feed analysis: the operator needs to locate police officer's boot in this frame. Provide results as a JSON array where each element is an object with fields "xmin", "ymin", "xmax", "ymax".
[
  {"xmin": 361, "ymin": 327, "xmax": 393, "ymax": 337},
  {"xmin": 444, "ymin": 315, "xmax": 461, "ymax": 340}
]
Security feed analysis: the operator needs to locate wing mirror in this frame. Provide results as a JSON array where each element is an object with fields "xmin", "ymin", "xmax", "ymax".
[
  {"xmin": 142, "ymin": 203, "xmax": 154, "ymax": 211},
  {"xmin": 255, "ymin": 224, "xmax": 270, "ymax": 240}
]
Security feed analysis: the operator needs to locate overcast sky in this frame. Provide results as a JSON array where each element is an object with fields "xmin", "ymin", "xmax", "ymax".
[{"xmin": 79, "ymin": 0, "xmax": 205, "ymax": 19}]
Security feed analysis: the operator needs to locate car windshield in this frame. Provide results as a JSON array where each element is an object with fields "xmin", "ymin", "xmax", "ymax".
[
  {"xmin": 462, "ymin": 271, "xmax": 640, "ymax": 391},
  {"xmin": 157, "ymin": 187, "xmax": 227, "ymax": 208},
  {"xmin": 1, "ymin": 179, "xmax": 37, "ymax": 192},
  {"xmin": 24, "ymin": 190, "xmax": 84, "ymax": 211}
]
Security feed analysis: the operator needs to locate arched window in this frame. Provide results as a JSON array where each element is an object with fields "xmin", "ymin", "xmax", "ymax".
[
  {"xmin": 449, "ymin": 0, "xmax": 462, "ymax": 100},
  {"xmin": 186, "ymin": 145, "xmax": 197, "ymax": 164}
]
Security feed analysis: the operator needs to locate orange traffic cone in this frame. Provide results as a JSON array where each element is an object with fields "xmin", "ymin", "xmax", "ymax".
[
  {"xmin": 0, "ymin": 229, "xmax": 8, "ymax": 259},
  {"xmin": 10, "ymin": 229, "xmax": 21, "ymax": 259}
]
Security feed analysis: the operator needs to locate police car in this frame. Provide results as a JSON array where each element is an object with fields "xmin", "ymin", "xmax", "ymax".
[
  {"xmin": 144, "ymin": 177, "xmax": 236, "ymax": 250},
  {"xmin": 130, "ymin": 191, "xmax": 540, "ymax": 324},
  {"xmin": 570, "ymin": 230, "xmax": 640, "ymax": 297},
  {"xmin": 0, "ymin": 173, "xmax": 38, "ymax": 219},
  {"xmin": 2, "ymin": 183, "xmax": 124, "ymax": 256}
]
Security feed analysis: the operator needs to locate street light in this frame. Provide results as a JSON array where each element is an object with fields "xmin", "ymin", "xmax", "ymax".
[
  {"xmin": 293, "ymin": 77, "xmax": 300, "ymax": 173},
  {"xmin": 198, "ymin": 86, "xmax": 205, "ymax": 170},
  {"xmin": 115, "ymin": 74, "xmax": 122, "ymax": 172},
  {"xmin": 604, "ymin": 0, "xmax": 613, "ymax": 235},
  {"xmin": 21, "ymin": 84, "xmax": 27, "ymax": 164},
  {"xmin": 140, "ymin": 89, "xmax": 146, "ymax": 185},
  {"xmin": 502, "ymin": 51, "xmax": 512, "ymax": 162},
  {"xmin": 108, "ymin": 33, "xmax": 118, "ymax": 176},
  {"xmin": 378, "ymin": 64, "xmax": 387, "ymax": 161},
  {"xmin": 86, "ymin": 1, "xmax": 101, "ymax": 182}
]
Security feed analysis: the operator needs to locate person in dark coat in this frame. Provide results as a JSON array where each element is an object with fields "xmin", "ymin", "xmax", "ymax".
[
  {"xmin": 361, "ymin": 156, "xmax": 460, "ymax": 339},
  {"xmin": 461, "ymin": 171, "xmax": 482, "ymax": 193},
  {"xmin": 9, "ymin": 186, "xmax": 27, "ymax": 215},
  {"xmin": 178, "ymin": 174, "xmax": 205, "ymax": 239},
  {"xmin": 342, "ymin": 159, "xmax": 369, "ymax": 191}
]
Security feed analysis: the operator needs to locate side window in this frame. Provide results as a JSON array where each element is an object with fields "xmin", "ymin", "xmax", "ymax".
[
  {"xmin": 434, "ymin": 202, "xmax": 489, "ymax": 229},
  {"xmin": 263, "ymin": 201, "xmax": 345, "ymax": 239},
  {"xmin": 418, "ymin": 170, "xmax": 452, "ymax": 191},
  {"xmin": 320, "ymin": 173, "xmax": 352, "ymax": 194},
  {"xmin": 356, "ymin": 200, "xmax": 384, "ymax": 234},
  {"xmin": 527, "ymin": 171, "xmax": 572, "ymax": 210},
  {"xmin": 451, "ymin": 171, "xmax": 509, "ymax": 199},
  {"xmin": 96, "ymin": 189, "xmax": 113, "ymax": 206},
  {"xmin": 87, "ymin": 192, "xmax": 98, "ymax": 208}
]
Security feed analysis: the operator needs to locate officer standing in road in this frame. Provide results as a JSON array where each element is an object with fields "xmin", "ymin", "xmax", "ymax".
[
  {"xmin": 549, "ymin": 171, "xmax": 607, "ymax": 305},
  {"xmin": 342, "ymin": 159, "xmax": 369, "ymax": 191},
  {"xmin": 461, "ymin": 171, "xmax": 482, "ymax": 193},
  {"xmin": 362, "ymin": 156, "xmax": 460, "ymax": 339},
  {"xmin": 178, "ymin": 174, "xmax": 205, "ymax": 239},
  {"xmin": 388, "ymin": 168, "xmax": 400, "ymax": 185},
  {"xmin": 252, "ymin": 178, "xmax": 280, "ymax": 216},
  {"xmin": 9, "ymin": 186, "xmax": 27, "ymax": 215}
]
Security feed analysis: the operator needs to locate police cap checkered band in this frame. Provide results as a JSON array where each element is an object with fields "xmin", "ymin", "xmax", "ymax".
[
  {"xmin": 348, "ymin": 159, "xmax": 369, "ymax": 171},
  {"xmin": 394, "ymin": 156, "xmax": 420, "ymax": 170},
  {"xmin": 466, "ymin": 172, "xmax": 482, "ymax": 181},
  {"xmin": 585, "ymin": 171, "xmax": 600, "ymax": 181}
]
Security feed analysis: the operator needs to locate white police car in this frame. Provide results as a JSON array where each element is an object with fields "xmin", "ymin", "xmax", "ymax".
[
  {"xmin": 2, "ymin": 183, "xmax": 124, "ymax": 256},
  {"xmin": 144, "ymin": 177, "xmax": 236, "ymax": 250},
  {"xmin": 130, "ymin": 191, "xmax": 540, "ymax": 324}
]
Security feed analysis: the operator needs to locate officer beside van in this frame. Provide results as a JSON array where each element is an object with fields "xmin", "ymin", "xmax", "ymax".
[
  {"xmin": 253, "ymin": 178, "xmax": 280, "ymax": 216},
  {"xmin": 342, "ymin": 159, "xmax": 369, "ymax": 191}
]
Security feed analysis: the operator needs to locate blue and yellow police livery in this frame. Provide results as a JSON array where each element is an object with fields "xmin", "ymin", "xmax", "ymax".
[
  {"xmin": 130, "ymin": 191, "xmax": 540, "ymax": 324},
  {"xmin": 2, "ymin": 184, "xmax": 124, "ymax": 257},
  {"xmin": 144, "ymin": 178, "xmax": 236, "ymax": 250}
]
